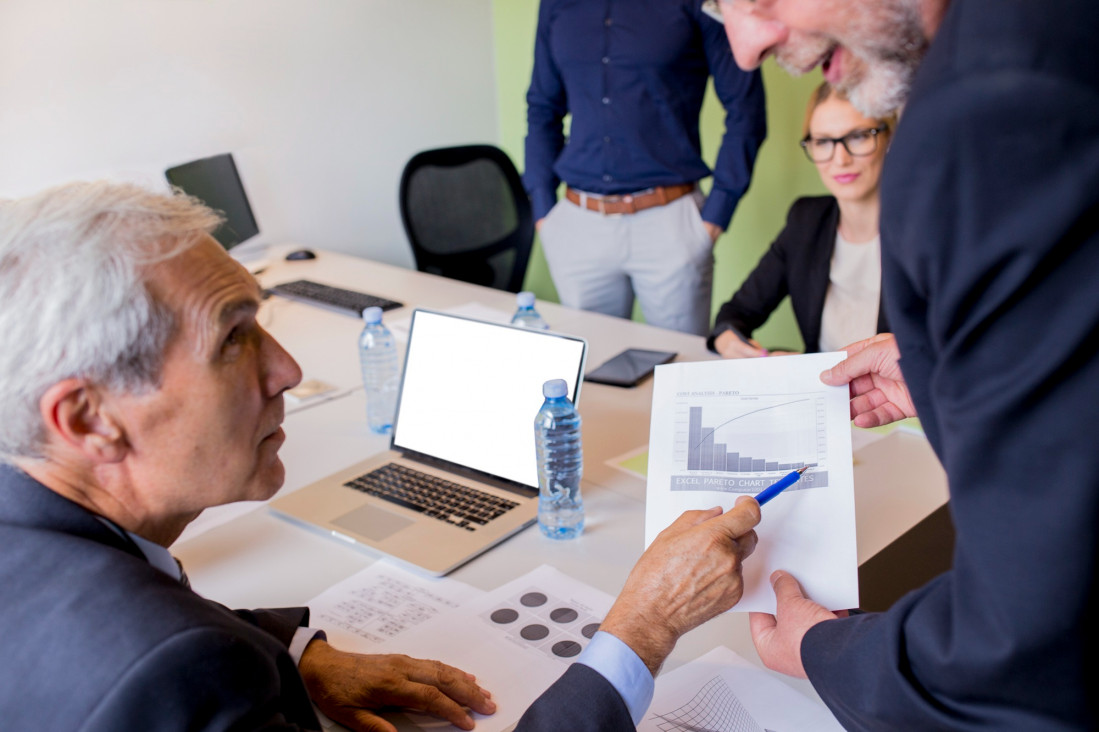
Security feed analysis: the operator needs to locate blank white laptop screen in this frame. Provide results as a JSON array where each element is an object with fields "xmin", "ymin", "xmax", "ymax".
[{"xmin": 392, "ymin": 310, "xmax": 586, "ymax": 488}]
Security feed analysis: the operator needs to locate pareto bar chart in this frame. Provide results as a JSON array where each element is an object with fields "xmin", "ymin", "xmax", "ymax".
[{"xmin": 671, "ymin": 392, "xmax": 828, "ymax": 494}]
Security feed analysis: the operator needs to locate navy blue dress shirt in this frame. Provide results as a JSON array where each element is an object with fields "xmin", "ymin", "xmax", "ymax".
[{"xmin": 523, "ymin": 0, "xmax": 766, "ymax": 228}]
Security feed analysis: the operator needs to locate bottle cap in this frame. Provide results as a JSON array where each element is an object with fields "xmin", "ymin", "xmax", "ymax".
[
  {"xmin": 362, "ymin": 306, "xmax": 383, "ymax": 324},
  {"xmin": 517, "ymin": 291, "xmax": 536, "ymax": 308},
  {"xmin": 542, "ymin": 379, "xmax": 568, "ymax": 398}
]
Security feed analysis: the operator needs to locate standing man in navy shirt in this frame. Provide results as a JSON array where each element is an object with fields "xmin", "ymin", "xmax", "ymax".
[{"xmin": 524, "ymin": 0, "xmax": 766, "ymax": 336}]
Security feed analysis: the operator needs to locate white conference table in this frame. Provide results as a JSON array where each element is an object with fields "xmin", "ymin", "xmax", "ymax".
[{"xmin": 175, "ymin": 247, "xmax": 949, "ymax": 705}]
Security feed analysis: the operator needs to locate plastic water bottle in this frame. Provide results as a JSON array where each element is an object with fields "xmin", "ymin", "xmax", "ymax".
[
  {"xmin": 511, "ymin": 291, "xmax": 550, "ymax": 330},
  {"xmin": 534, "ymin": 379, "xmax": 584, "ymax": 539},
  {"xmin": 359, "ymin": 306, "xmax": 399, "ymax": 435}
]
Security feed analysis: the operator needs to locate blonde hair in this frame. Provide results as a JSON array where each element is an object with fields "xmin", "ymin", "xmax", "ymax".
[{"xmin": 802, "ymin": 82, "xmax": 897, "ymax": 140}]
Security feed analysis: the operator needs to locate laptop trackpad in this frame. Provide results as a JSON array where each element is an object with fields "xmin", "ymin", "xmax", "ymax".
[{"xmin": 333, "ymin": 505, "xmax": 414, "ymax": 541}]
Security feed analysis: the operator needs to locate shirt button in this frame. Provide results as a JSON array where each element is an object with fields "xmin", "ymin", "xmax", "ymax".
[
  {"xmin": 603, "ymin": 174, "xmax": 612, "ymax": 182},
  {"xmin": 602, "ymin": 97, "xmax": 610, "ymax": 105},
  {"xmin": 603, "ymin": 136, "xmax": 611, "ymax": 143},
  {"xmin": 604, "ymin": 17, "xmax": 613, "ymax": 26},
  {"xmin": 602, "ymin": 56, "xmax": 610, "ymax": 64}
]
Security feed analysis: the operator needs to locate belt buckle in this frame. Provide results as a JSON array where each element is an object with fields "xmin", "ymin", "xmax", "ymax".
[
  {"xmin": 594, "ymin": 195, "xmax": 624, "ymax": 217},
  {"xmin": 602, "ymin": 196, "xmax": 627, "ymax": 218},
  {"xmin": 576, "ymin": 189, "xmax": 634, "ymax": 216}
]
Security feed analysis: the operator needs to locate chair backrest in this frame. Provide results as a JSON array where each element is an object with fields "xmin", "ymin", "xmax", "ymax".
[
  {"xmin": 399, "ymin": 144, "xmax": 534, "ymax": 293},
  {"xmin": 165, "ymin": 153, "xmax": 259, "ymax": 250}
]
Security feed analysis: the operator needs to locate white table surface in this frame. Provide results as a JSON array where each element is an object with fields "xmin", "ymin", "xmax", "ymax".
[{"xmin": 175, "ymin": 247, "xmax": 949, "ymax": 700}]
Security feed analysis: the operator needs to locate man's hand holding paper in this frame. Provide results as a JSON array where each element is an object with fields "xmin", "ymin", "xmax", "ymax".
[
  {"xmin": 645, "ymin": 352, "xmax": 858, "ymax": 613},
  {"xmin": 820, "ymin": 333, "xmax": 915, "ymax": 428}
]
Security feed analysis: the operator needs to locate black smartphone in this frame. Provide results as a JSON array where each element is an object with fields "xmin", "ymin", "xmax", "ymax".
[{"xmin": 584, "ymin": 348, "xmax": 677, "ymax": 387}]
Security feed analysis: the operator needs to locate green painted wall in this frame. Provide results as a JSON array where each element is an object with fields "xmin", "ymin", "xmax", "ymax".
[{"xmin": 492, "ymin": 0, "xmax": 826, "ymax": 351}]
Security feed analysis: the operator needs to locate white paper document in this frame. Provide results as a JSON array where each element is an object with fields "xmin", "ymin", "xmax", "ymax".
[
  {"xmin": 303, "ymin": 562, "xmax": 485, "ymax": 731},
  {"xmin": 645, "ymin": 354, "xmax": 858, "ymax": 612},
  {"xmin": 306, "ymin": 560, "xmax": 484, "ymax": 652},
  {"xmin": 642, "ymin": 646, "xmax": 843, "ymax": 731},
  {"xmin": 370, "ymin": 564, "xmax": 615, "ymax": 732}
]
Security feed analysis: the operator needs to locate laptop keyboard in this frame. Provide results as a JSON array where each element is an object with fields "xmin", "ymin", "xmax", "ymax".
[
  {"xmin": 345, "ymin": 463, "xmax": 519, "ymax": 532},
  {"xmin": 268, "ymin": 279, "xmax": 402, "ymax": 316}
]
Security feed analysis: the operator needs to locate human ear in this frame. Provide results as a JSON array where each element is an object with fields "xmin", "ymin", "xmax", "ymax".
[{"xmin": 38, "ymin": 379, "xmax": 127, "ymax": 463}]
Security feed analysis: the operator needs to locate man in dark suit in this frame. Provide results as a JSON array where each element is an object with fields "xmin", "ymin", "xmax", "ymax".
[
  {"xmin": 0, "ymin": 181, "xmax": 761, "ymax": 730},
  {"xmin": 716, "ymin": 0, "xmax": 1099, "ymax": 728}
]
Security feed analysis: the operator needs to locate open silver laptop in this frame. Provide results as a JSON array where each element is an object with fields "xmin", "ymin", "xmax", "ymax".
[{"xmin": 270, "ymin": 309, "xmax": 587, "ymax": 575}]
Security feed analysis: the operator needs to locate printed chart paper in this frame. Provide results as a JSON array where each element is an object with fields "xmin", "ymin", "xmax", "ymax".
[
  {"xmin": 642, "ymin": 646, "xmax": 843, "ymax": 731},
  {"xmin": 371, "ymin": 564, "xmax": 615, "ymax": 732},
  {"xmin": 645, "ymin": 354, "xmax": 858, "ymax": 612}
]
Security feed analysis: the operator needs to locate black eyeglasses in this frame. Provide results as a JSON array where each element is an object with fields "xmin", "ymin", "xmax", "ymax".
[{"xmin": 800, "ymin": 125, "xmax": 887, "ymax": 163}]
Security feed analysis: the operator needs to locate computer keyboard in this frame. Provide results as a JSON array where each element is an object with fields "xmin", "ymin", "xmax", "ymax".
[
  {"xmin": 345, "ymin": 463, "xmax": 519, "ymax": 532},
  {"xmin": 268, "ymin": 279, "xmax": 402, "ymax": 316}
]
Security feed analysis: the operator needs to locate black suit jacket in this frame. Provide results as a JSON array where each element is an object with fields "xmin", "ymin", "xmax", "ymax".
[
  {"xmin": 708, "ymin": 196, "xmax": 887, "ymax": 353},
  {"xmin": 800, "ymin": 0, "xmax": 1099, "ymax": 728},
  {"xmin": 0, "ymin": 464, "xmax": 633, "ymax": 730}
]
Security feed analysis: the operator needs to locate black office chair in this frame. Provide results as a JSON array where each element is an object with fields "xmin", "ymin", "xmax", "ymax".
[{"xmin": 399, "ymin": 144, "xmax": 534, "ymax": 293}]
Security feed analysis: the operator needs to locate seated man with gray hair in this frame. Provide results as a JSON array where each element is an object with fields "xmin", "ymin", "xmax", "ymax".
[{"xmin": 0, "ymin": 181, "xmax": 761, "ymax": 731}]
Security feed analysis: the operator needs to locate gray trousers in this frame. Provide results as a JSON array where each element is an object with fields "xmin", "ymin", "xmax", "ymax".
[{"xmin": 538, "ymin": 192, "xmax": 714, "ymax": 336}]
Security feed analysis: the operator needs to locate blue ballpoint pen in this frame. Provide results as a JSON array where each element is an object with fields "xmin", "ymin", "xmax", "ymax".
[{"xmin": 754, "ymin": 465, "xmax": 809, "ymax": 506}]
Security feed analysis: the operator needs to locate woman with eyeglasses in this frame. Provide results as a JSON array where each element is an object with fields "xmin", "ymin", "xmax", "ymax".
[{"xmin": 707, "ymin": 82, "xmax": 895, "ymax": 357}]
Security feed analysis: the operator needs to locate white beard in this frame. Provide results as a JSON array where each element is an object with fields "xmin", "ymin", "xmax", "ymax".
[
  {"xmin": 833, "ymin": 0, "xmax": 928, "ymax": 116},
  {"xmin": 846, "ymin": 57, "xmax": 916, "ymax": 118}
]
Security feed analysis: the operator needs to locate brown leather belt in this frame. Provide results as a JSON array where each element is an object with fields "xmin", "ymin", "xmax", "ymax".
[{"xmin": 565, "ymin": 183, "xmax": 695, "ymax": 215}]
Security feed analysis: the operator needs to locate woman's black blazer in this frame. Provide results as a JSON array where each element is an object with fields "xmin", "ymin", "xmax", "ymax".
[{"xmin": 707, "ymin": 195, "xmax": 888, "ymax": 353}]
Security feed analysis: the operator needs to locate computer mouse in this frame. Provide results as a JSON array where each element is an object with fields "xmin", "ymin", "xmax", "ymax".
[{"xmin": 285, "ymin": 249, "xmax": 316, "ymax": 261}]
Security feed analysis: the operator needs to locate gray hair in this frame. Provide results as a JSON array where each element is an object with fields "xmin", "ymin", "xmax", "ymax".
[{"xmin": 0, "ymin": 181, "xmax": 222, "ymax": 461}]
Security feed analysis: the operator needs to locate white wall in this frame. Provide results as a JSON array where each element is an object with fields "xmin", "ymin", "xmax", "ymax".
[{"xmin": 0, "ymin": 0, "xmax": 499, "ymax": 267}]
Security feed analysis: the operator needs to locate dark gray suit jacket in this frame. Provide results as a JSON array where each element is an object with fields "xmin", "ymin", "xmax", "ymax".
[
  {"xmin": 0, "ymin": 463, "xmax": 321, "ymax": 730},
  {"xmin": 800, "ymin": 0, "xmax": 1099, "ymax": 728},
  {"xmin": 0, "ymin": 464, "xmax": 633, "ymax": 730}
]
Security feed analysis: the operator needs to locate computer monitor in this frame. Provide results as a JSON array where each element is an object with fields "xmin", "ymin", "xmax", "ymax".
[{"xmin": 165, "ymin": 153, "xmax": 260, "ymax": 251}]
